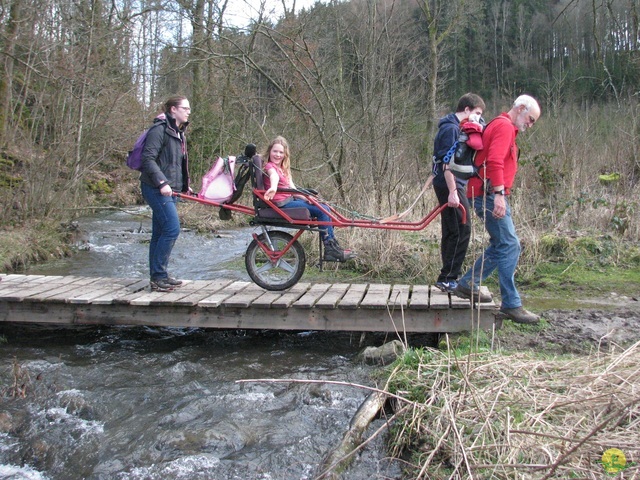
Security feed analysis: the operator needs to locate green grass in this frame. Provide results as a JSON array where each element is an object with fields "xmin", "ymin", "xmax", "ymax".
[
  {"xmin": 0, "ymin": 221, "xmax": 73, "ymax": 271},
  {"xmin": 523, "ymin": 261, "xmax": 640, "ymax": 297}
]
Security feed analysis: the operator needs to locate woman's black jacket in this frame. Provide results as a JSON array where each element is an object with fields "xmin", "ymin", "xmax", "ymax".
[{"xmin": 139, "ymin": 113, "xmax": 190, "ymax": 192}]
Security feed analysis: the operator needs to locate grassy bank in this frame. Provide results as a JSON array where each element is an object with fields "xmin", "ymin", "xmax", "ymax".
[
  {"xmin": 0, "ymin": 221, "xmax": 77, "ymax": 272},
  {"xmin": 384, "ymin": 342, "xmax": 639, "ymax": 479}
]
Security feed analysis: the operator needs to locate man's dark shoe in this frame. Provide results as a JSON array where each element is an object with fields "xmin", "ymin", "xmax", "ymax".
[
  {"xmin": 166, "ymin": 277, "xmax": 183, "ymax": 286},
  {"xmin": 453, "ymin": 283, "xmax": 493, "ymax": 303},
  {"xmin": 323, "ymin": 239, "xmax": 357, "ymax": 262},
  {"xmin": 497, "ymin": 307, "xmax": 540, "ymax": 325},
  {"xmin": 150, "ymin": 279, "xmax": 175, "ymax": 292}
]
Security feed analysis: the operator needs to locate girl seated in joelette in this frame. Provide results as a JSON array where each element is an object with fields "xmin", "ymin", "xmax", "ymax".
[{"xmin": 263, "ymin": 136, "xmax": 355, "ymax": 262}]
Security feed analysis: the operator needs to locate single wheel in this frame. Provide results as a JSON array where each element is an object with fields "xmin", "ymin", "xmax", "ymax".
[{"xmin": 245, "ymin": 230, "xmax": 306, "ymax": 291}]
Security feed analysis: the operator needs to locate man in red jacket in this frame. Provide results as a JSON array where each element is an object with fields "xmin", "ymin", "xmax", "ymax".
[{"xmin": 453, "ymin": 95, "xmax": 541, "ymax": 324}]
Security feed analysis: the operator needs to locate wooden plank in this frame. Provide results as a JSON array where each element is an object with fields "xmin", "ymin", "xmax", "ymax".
[
  {"xmin": 66, "ymin": 278, "xmax": 154, "ymax": 304},
  {"xmin": 0, "ymin": 281, "xmax": 64, "ymax": 301},
  {"xmin": 91, "ymin": 279, "xmax": 149, "ymax": 304},
  {"xmin": 0, "ymin": 274, "xmax": 35, "ymax": 284},
  {"xmin": 112, "ymin": 283, "xmax": 160, "ymax": 304},
  {"xmin": 69, "ymin": 285, "xmax": 133, "ymax": 304},
  {"xmin": 0, "ymin": 275, "xmax": 72, "ymax": 299},
  {"xmin": 270, "ymin": 283, "xmax": 310, "ymax": 308},
  {"xmin": 409, "ymin": 284, "xmax": 430, "ymax": 309},
  {"xmin": 388, "ymin": 284, "xmax": 410, "ymax": 309},
  {"xmin": 449, "ymin": 294, "xmax": 471, "ymax": 308},
  {"xmin": 128, "ymin": 291, "xmax": 170, "ymax": 306},
  {"xmin": 198, "ymin": 281, "xmax": 251, "ymax": 308},
  {"xmin": 161, "ymin": 280, "xmax": 234, "ymax": 306},
  {"xmin": 145, "ymin": 280, "xmax": 212, "ymax": 306},
  {"xmin": 223, "ymin": 284, "xmax": 268, "ymax": 308},
  {"xmin": 60, "ymin": 277, "xmax": 127, "ymax": 302},
  {"xmin": 24, "ymin": 275, "xmax": 65, "ymax": 283},
  {"xmin": 292, "ymin": 283, "xmax": 331, "ymax": 308},
  {"xmin": 47, "ymin": 281, "xmax": 108, "ymax": 303},
  {"xmin": 314, "ymin": 283, "xmax": 351, "ymax": 309},
  {"xmin": 5, "ymin": 277, "xmax": 91, "ymax": 302},
  {"xmin": 337, "ymin": 284, "xmax": 367, "ymax": 309},
  {"xmin": 64, "ymin": 276, "xmax": 103, "ymax": 287},
  {"xmin": 430, "ymin": 286, "xmax": 451, "ymax": 309},
  {"xmin": 360, "ymin": 284, "xmax": 391, "ymax": 308},
  {"xmin": 250, "ymin": 289, "xmax": 284, "ymax": 308},
  {"xmin": 0, "ymin": 275, "xmax": 64, "ymax": 289}
]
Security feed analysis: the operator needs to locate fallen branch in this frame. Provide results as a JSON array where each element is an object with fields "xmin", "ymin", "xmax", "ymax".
[{"xmin": 316, "ymin": 391, "xmax": 389, "ymax": 479}]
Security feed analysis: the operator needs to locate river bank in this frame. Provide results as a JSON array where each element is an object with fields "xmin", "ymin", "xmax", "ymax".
[{"xmin": 385, "ymin": 303, "xmax": 640, "ymax": 478}]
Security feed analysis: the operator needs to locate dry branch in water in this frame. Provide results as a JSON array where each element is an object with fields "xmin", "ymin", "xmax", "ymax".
[{"xmin": 388, "ymin": 341, "xmax": 640, "ymax": 479}]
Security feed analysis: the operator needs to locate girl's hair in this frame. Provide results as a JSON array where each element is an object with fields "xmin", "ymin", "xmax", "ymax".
[
  {"xmin": 163, "ymin": 95, "xmax": 188, "ymax": 113},
  {"xmin": 265, "ymin": 136, "xmax": 291, "ymax": 178}
]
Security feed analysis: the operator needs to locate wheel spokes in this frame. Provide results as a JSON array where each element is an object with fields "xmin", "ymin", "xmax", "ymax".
[{"xmin": 274, "ymin": 258, "xmax": 296, "ymax": 273}]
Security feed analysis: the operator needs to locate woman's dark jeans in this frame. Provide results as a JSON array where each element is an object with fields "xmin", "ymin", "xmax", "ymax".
[{"xmin": 141, "ymin": 182, "xmax": 180, "ymax": 281}]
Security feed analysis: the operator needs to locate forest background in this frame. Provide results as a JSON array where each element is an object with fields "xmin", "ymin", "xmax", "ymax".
[{"xmin": 0, "ymin": 0, "xmax": 639, "ymax": 282}]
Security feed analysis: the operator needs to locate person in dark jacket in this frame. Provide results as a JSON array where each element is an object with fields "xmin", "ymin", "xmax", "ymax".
[
  {"xmin": 140, "ymin": 95, "xmax": 191, "ymax": 292},
  {"xmin": 432, "ymin": 93, "xmax": 485, "ymax": 293}
]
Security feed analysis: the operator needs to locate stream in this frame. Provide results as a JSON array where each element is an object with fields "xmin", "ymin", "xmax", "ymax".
[{"xmin": 0, "ymin": 207, "xmax": 402, "ymax": 479}]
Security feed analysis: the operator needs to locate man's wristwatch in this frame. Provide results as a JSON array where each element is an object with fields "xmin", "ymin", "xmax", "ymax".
[{"xmin": 493, "ymin": 189, "xmax": 505, "ymax": 195}]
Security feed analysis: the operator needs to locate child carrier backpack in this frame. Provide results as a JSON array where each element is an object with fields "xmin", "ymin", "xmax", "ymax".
[
  {"xmin": 443, "ymin": 121, "xmax": 485, "ymax": 180},
  {"xmin": 126, "ymin": 120, "xmax": 167, "ymax": 171}
]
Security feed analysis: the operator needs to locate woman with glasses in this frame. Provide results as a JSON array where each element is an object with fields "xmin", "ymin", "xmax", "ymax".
[{"xmin": 139, "ymin": 95, "xmax": 192, "ymax": 292}]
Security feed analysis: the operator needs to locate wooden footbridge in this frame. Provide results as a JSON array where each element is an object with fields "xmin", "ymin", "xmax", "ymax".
[{"xmin": 0, "ymin": 274, "xmax": 500, "ymax": 333}]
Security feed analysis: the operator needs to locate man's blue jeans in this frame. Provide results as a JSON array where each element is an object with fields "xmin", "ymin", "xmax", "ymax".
[
  {"xmin": 141, "ymin": 182, "xmax": 180, "ymax": 281},
  {"xmin": 458, "ymin": 194, "xmax": 522, "ymax": 309}
]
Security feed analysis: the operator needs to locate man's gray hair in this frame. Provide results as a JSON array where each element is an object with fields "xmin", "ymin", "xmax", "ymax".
[{"xmin": 513, "ymin": 94, "xmax": 539, "ymax": 112}]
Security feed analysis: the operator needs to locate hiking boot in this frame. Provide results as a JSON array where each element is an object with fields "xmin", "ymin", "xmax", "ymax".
[
  {"xmin": 435, "ymin": 280, "xmax": 458, "ymax": 293},
  {"xmin": 165, "ymin": 276, "xmax": 183, "ymax": 286},
  {"xmin": 323, "ymin": 239, "xmax": 357, "ymax": 262},
  {"xmin": 453, "ymin": 283, "xmax": 493, "ymax": 303},
  {"xmin": 497, "ymin": 307, "xmax": 540, "ymax": 325},
  {"xmin": 150, "ymin": 279, "xmax": 176, "ymax": 292}
]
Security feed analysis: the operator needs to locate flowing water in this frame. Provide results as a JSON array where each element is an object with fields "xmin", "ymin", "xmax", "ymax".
[{"xmin": 0, "ymin": 207, "xmax": 402, "ymax": 479}]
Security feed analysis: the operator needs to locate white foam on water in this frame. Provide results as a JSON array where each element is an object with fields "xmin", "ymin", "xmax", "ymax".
[
  {"xmin": 85, "ymin": 243, "xmax": 118, "ymax": 253},
  {"xmin": 0, "ymin": 464, "xmax": 49, "ymax": 479},
  {"xmin": 56, "ymin": 388, "xmax": 83, "ymax": 396},
  {"xmin": 43, "ymin": 407, "xmax": 104, "ymax": 435},
  {"xmin": 121, "ymin": 454, "xmax": 221, "ymax": 478}
]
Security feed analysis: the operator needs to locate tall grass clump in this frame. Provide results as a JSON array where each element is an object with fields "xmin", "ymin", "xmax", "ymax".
[{"xmin": 386, "ymin": 341, "xmax": 640, "ymax": 479}]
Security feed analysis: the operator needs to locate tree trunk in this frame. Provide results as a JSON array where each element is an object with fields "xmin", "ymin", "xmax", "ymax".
[{"xmin": 0, "ymin": 0, "xmax": 22, "ymax": 145}]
